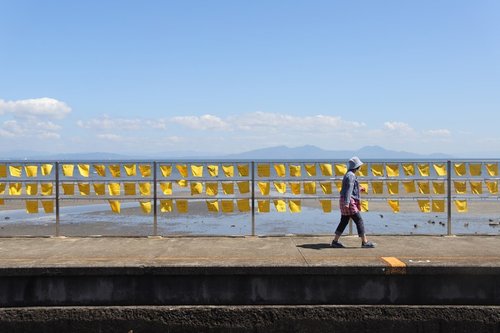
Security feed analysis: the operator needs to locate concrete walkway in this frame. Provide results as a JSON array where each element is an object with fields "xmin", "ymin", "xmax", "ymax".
[{"xmin": 0, "ymin": 235, "xmax": 498, "ymax": 269}]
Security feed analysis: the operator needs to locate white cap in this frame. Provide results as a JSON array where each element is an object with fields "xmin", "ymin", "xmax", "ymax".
[{"xmin": 348, "ymin": 156, "xmax": 363, "ymax": 170}]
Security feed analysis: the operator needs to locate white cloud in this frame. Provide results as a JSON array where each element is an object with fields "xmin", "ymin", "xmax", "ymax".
[
  {"xmin": 0, "ymin": 97, "xmax": 71, "ymax": 119},
  {"xmin": 171, "ymin": 114, "xmax": 229, "ymax": 130},
  {"xmin": 77, "ymin": 115, "xmax": 168, "ymax": 131},
  {"xmin": 423, "ymin": 129, "xmax": 451, "ymax": 137},
  {"xmin": 97, "ymin": 133, "xmax": 123, "ymax": 141},
  {"xmin": 383, "ymin": 121, "xmax": 415, "ymax": 134}
]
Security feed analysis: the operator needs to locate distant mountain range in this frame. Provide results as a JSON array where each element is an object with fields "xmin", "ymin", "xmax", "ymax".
[{"xmin": 0, "ymin": 145, "xmax": 453, "ymax": 160}]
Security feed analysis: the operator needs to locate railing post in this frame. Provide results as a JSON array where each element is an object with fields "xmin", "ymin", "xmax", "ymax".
[
  {"xmin": 251, "ymin": 161, "xmax": 255, "ymax": 236},
  {"xmin": 153, "ymin": 161, "xmax": 158, "ymax": 236},
  {"xmin": 55, "ymin": 161, "xmax": 60, "ymax": 237},
  {"xmin": 447, "ymin": 160, "xmax": 452, "ymax": 236}
]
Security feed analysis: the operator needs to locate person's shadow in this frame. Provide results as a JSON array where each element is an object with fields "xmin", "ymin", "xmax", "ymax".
[{"xmin": 296, "ymin": 243, "xmax": 358, "ymax": 250}]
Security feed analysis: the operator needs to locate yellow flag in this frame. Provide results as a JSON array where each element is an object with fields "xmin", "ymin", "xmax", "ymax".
[
  {"xmin": 289, "ymin": 165, "xmax": 301, "ymax": 177},
  {"xmin": 124, "ymin": 164, "xmax": 137, "ymax": 176},
  {"xmin": 385, "ymin": 164, "xmax": 399, "ymax": 177},
  {"xmin": 273, "ymin": 182, "xmax": 286, "ymax": 194},
  {"xmin": 305, "ymin": 164, "xmax": 316, "ymax": 176},
  {"xmin": 108, "ymin": 200, "xmax": 120, "ymax": 214},
  {"xmin": 139, "ymin": 182, "xmax": 151, "ymax": 196},
  {"xmin": 470, "ymin": 181, "xmax": 482, "ymax": 195},
  {"xmin": 304, "ymin": 181, "xmax": 316, "ymax": 194},
  {"xmin": 177, "ymin": 179, "xmax": 188, "ymax": 187},
  {"xmin": 360, "ymin": 200, "xmax": 369, "ymax": 212},
  {"xmin": 371, "ymin": 164, "xmax": 384, "ymax": 177},
  {"xmin": 160, "ymin": 199, "xmax": 173, "ymax": 213},
  {"xmin": 388, "ymin": 200, "xmax": 400, "ymax": 213},
  {"xmin": 320, "ymin": 163, "xmax": 332, "ymax": 176},
  {"xmin": 26, "ymin": 183, "xmax": 38, "ymax": 196},
  {"xmin": 25, "ymin": 165, "xmax": 38, "ymax": 177},
  {"xmin": 469, "ymin": 163, "xmax": 482, "ymax": 176},
  {"xmin": 0, "ymin": 198, "xmax": 4, "ymax": 205},
  {"xmin": 290, "ymin": 182, "xmax": 301, "ymax": 195},
  {"xmin": 486, "ymin": 181, "xmax": 498, "ymax": 194},
  {"xmin": 334, "ymin": 181, "xmax": 342, "ymax": 193},
  {"xmin": 62, "ymin": 164, "xmax": 74, "ymax": 177},
  {"xmin": 417, "ymin": 199, "xmax": 431, "ymax": 213},
  {"xmin": 93, "ymin": 183, "xmax": 105, "ymax": 195},
  {"xmin": 0, "ymin": 183, "xmax": 5, "ymax": 195},
  {"xmin": 0, "ymin": 165, "xmax": 6, "ymax": 177},
  {"xmin": 206, "ymin": 200, "xmax": 219, "ymax": 213},
  {"xmin": 207, "ymin": 165, "xmax": 219, "ymax": 177},
  {"xmin": 257, "ymin": 164, "xmax": 270, "ymax": 177},
  {"xmin": 176, "ymin": 199, "xmax": 188, "ymax": 213},
  {"xmin": 61, "ymin": 183, "xmax": 74, "ymax": 195},
  {"xmin": 454, "ymin": 181, "xmax": 466, "ymax": 194},
  {"xmin": 41, "ymin": 183, "xmax": 53, "ymax": 196},
  {"xmin": 139, "ymin": 164, "xmax": 151, "ymax": 177},
  {"xmin": 371, "ymin": 181, "xmax": 383, "ymax": 194},
  {"xmin": 176, "ymin": 164, "xmax": 188, "ymax": 177},
  {"xmin": 221, "ymin": 200, "xmax": 234, "ymax": 213},
  {"xmin": 432, "ymin": 181, "xmax": 445, "ymax": 195},
  {"xmin": 289, "ymin": 199, "xmax": 301, "ymax": 213},
  {"xmin": 191, "ymin": 164, "xmax": 203, "ymax": 177},
  {"xmin": 433, "ymin": 163, "xmax": 447, "ymax": 177},
  {"xmin": 454, "ymin": 163, "xmax": 466, "ymax": 176},
  {"xmin": 319, "ymin": 199, "xmax": 332, "ymax": 213},
  {"xmin": 237, "ymin": 181, "xmax": 250, "ymax": 194},
  {"xmin": 222, "ymin": 165, "xmax": 234, "ymax": 177},
  {"xmin": 358, "ymin": 164, "xmax": 368, "ymax": 177},
  {"xmin": 9, "ymin": 165, "xmax": 22, "ymax": 177},
  {"xmin": 140, "ymin": 201, "xmax": 152, "ymax": 214},
  {"xmin": 258, "ymin": 182, "xmax": 270, "ymax": 195},
  {"xmin": 454, "ymin": 200, "xmax": 468, "ymax": 213},
  {"xmin": 402, "ymin": 181, "xmax": 416, "ymax": 193},
  {"xmin": 417, "ymin": 163, "xmax": 430, "ymax": 177},
  {"xmin": 237, "ymin": 199, "xmax": 250, "ymax": 212},
  {"xmin": 402, "ymin": 163, "xmax": 415, "ymax": 176},
  {"xmin": 26, "ymin": 200, "xmax": 38, "ymax": 214},
  {"xmin": 319, "ymin": 182, "xmax": 332, "ymax": 194},
  {"xmin": 222, "ymin": 182, "xmax": 234, "ymax": 195},
  {"xmin": 190, "ymin": 182, "xmax": 203, "ymax": 195},
  {"xmin": 160, "ymin": 165, "xmax": 172, "ymax": 177},
  {"xmin": 334, "ymin": 163, "xmax": 347, "ymax": 176},
  {"xmin": 486, "ymin": 163, "xmax": 498, "ymax": 176},
  {"xmin": 109, "ymin": 165, "xmax": 121, "ymax": 177},
  {"xmin": 124, "ymin": 183, "xmax": 136, "ymax": 195},
  {"xmin": 359, "ymin": 182, "xmax": 368, "ymax": 193},
  {"xmin": 274, "ymin": 199, "xmax": 286, "ymax": 212},
  {"xmin": 41, "ymin": 200, "xmax": 54, "ymax": 214},
  {"xmin": 108, "ymin": 182, "xmax": 121, "ymax": 196},
  {"xmin": 258, "ymin": 200, "xmax": 270, "ymax": 213},
  {"xmin": 78, "ymin": 183, "xmax": 90, "ymax": 196},
  {"xmin": 386, "ymin": 181, "xmax": 399, "ymax": 195},
  {"xmin": 237, "ymin": 164, "xmax": 249, "ymax": 177},
  {"xmin": 432, "ymin": 200, "xmax": 445, "ymax": 212},
  {"xmin": 273, "ymin": 164, "xmax": 285, "ymax": 177},
  {"xmin": 206, "ymin": 182, "xmax": 218, "ymax": 196},
  {"xmin": 93, "ymin": 164, "xmax": 106, "ymax": 177},
  {"xmin": 78, "ymin": 164, "xmax": 90, "ymax": 177},
  {"xmin": 160, "ymin": 182, "xmax": 172, "ymax": 195},
  {"xmin": 417, "ymin": 181, "xmax": 430, "ymax": 194}
]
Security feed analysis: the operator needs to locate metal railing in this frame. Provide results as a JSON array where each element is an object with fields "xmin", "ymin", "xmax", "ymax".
[{"xmin": 1, "ymin": 159, "xmax": 499, "ymax": 236}]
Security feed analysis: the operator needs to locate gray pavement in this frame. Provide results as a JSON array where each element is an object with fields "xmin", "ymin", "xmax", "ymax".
[{"xmin": 0, "ymin": 235, "xmax": 498, "ymax": 269}]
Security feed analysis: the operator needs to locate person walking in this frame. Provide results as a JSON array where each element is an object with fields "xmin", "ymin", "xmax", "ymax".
[{"xmin": 331, "ymin": 156, "xmax": 376, "ymax": 248}]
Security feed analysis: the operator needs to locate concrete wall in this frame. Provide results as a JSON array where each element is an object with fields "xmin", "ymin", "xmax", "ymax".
[
  {"xmin": 0, "ymin": 266, "xmax": 499, "ymax": 306},
  {"xmin": 0, "ymin": 305, "xmax": 499, "ymax": 333}
]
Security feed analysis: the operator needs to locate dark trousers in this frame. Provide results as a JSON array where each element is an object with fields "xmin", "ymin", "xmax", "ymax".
[{"xmin": 335, "ymin": 212, "xmax": 365, "ymax": 237}]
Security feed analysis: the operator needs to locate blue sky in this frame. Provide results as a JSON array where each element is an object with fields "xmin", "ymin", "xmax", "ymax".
[{"xmin": 0, "ymin": 1, "xmax": 499, "ymax": 156}]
